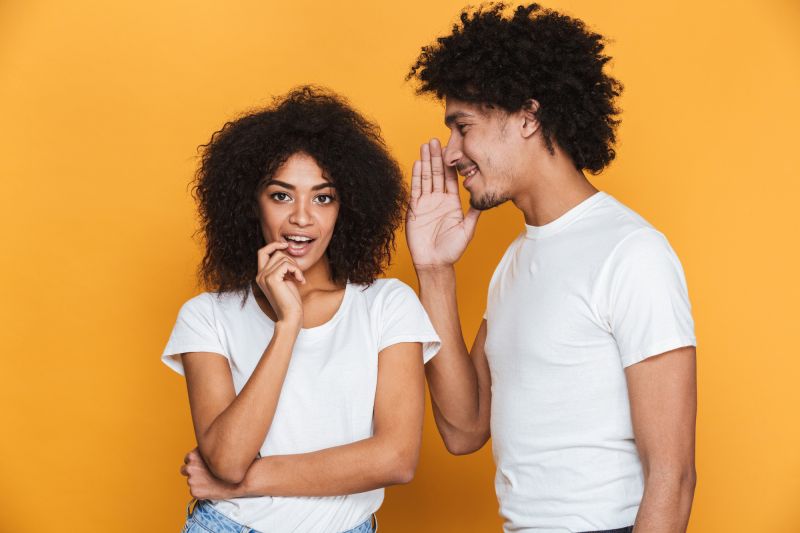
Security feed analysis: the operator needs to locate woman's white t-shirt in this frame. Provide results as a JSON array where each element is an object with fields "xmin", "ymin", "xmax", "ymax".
[{"xmin": 162, "ymin": 278, "xmax": 440, "ymax": 533}]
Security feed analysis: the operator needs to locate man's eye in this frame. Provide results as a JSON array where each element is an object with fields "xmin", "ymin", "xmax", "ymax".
[{"xmin": 457, "ymin": 124, "xmax": 469, "ymax": 134}]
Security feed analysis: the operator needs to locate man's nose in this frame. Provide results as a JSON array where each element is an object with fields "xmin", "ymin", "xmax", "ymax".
[{"xmin": 443, "ymin": 141, "xmax": 462, "ymax": 168}]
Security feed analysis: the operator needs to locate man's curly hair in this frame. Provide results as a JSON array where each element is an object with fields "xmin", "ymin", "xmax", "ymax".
[
  {"xmin": 408, "ymin": 3, "xmax": 622, "ymax": 173},
  {"xmin": 192, "ymin": 86, "xmax": 407, "ymax": 296}
]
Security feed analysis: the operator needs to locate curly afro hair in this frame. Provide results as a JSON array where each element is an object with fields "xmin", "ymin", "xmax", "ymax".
[
  {"xmin": 192, "ymin": 86, "xmax": 407, "ymax": 297},
  {"xmin": 408, "ymin": 2, "xmax": 623, "ymax": 173}
]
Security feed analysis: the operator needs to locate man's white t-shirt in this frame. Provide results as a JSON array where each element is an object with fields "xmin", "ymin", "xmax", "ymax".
[
  {"xmin": 162, "ymin": 278, "xmax": 440, "ymax": 533},
  {"xmin": 484, "ymin": 192, "xmax": 695, "ymax": 533}
]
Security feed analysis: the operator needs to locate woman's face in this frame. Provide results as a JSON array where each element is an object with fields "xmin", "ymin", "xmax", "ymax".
[{"xmin": 257, "ymin": 152, "xmax": 339, "ymax": 272}]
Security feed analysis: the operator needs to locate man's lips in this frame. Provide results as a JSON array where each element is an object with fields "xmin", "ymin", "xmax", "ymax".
[{"xmin": 460, "ymin": 166, "xmax": 479, "ymax": 187}]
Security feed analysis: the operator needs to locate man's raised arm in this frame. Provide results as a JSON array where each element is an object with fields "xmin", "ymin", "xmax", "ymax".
[{"xmin": 406, "ymin": 139, "xmax": 491, "ymax": 455}]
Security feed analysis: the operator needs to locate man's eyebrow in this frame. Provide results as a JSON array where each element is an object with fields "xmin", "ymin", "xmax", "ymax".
[
  {"xmin": 444, "ymin": 111, "xmax": 473, "ymax": 127},
  {"xmin": 264, "ymin": 179, "xmax": 336, "ymax": 190}
]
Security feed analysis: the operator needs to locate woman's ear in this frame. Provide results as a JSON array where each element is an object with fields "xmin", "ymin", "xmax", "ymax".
[{"xmin": 520, "ymin": 99, "xmax": 541, "ymax": 139}]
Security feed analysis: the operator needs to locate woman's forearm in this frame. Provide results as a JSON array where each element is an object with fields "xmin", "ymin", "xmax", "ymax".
[
  {"xmin": 199, "ymin": 322, "xmax": 299, "ymax": 483},
  {"xmin": 236, "ymin": 435, "xmax": 418, "ymax": 497}
]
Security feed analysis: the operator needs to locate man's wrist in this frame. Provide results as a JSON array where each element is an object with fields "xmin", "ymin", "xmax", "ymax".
[
  {"xmin": 415, "ymin": 264, "xmax": 457, "ymax": 289},
  {"xmin": 415, "ymin": 263, "xmax": 455, "ymax": 278}
]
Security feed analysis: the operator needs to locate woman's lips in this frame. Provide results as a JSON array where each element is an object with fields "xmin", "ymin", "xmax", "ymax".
[{"xmin": 285, "ymin": 240, "xmax": 314, "ymax": 257}]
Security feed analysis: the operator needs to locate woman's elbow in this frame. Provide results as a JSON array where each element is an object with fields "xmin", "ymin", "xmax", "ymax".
[
  {"xmin": 212, "ymin": 464, "xmax": 248, "ymax": 485},
  {"xmin": 383, "ymin": 444, "xmax": 419, "ymax": 485},
  {"xmin": 200, "ymin": 448, "xmax": 249, "ymax": 485}
]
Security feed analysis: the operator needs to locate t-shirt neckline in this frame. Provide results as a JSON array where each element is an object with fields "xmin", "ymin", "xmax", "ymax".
[
  {"xmin": 524, "ymin": 191, "xmax": 608, "ymax": 240},
  {"xmin": 247, "ymin": 282, "xmax": 353, "ymax": 338}
]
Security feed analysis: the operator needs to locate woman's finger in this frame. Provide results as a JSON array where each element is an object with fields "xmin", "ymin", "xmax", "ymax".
[
  {"xmin": 268, "ymin": 258, "xmax": 306, "ymax": 285},
  {"xmin": 263, "ymin": 249, "xmax": 292, "ymax": 273},
  {"xmin": 257, "ymin": 242, "xmax": 290, "ymax": 271}
]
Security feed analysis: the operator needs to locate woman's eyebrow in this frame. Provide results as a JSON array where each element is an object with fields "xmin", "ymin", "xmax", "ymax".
[{"xmin": 264, "ymin": 179, "xmax": 336, "ymax": 190}]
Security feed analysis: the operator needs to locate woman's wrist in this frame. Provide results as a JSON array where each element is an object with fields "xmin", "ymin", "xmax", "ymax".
[
  {"xmin": 237, "ymin": 457, "xmax": 273, "ymax": 497},
  {"xmin": 275, "ymin": 317, "xmax": 302, "ymax": 337}
]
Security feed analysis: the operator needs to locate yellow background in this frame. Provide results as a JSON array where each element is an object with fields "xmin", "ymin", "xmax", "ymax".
[{"xmin": 1, "ymin": 1, "xmax": 798, "ymax": 531}]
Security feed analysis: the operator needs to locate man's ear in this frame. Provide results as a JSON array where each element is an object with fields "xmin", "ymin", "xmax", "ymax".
[{"xmin": 520, "ymin": 99, "xmax": 541, "ymax": 139}]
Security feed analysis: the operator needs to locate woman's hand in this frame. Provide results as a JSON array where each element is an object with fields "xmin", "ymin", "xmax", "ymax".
[
  {"xmin": 255, "ymin": 242, "xmax": 305, "ymax": 327},
  {"xmin": 181, "ymin": 448, "xmax": 241, "ymax": 500},
  {"xmin": 406, "ymin": 139, "xmax": 481, "ymax": 270}
]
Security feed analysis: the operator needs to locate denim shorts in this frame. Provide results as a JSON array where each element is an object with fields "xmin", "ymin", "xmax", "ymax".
[{"xmin": 181, "ymin": 499, "xmax": 377, "ymax": 533}]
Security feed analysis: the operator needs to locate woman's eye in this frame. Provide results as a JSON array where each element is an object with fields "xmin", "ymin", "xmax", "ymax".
[
  {"xmin": 271, "ymin": 192, "xmax": 291, "ymax": 202},
  {"xmin": 315, "ymin": 194, "xmax": 335, "ymax": 204}
]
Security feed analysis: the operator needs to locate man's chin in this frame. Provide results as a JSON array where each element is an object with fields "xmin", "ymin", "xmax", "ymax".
[{"xmin": 469, "ymin": 192, "xmax": 509, "ymax": 211}]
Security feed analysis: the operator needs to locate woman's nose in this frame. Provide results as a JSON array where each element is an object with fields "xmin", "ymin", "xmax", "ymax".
[{"xmin": 289, "ymin": 202, "xmax": 311, "ymax": 226}]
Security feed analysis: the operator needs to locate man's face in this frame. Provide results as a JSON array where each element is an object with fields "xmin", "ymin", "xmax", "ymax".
[
  {"xmin": 443, "ymin": 98, "xmax": 517, "ymax": 211},
  {"xmin": 256, "ymin": 152, "xmax": 340, "ymax": 272}
]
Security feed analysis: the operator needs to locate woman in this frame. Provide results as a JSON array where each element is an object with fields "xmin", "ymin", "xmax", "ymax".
[{"xmin": 162, "ymin": 86, "xmax": 440, "ymax": 533}]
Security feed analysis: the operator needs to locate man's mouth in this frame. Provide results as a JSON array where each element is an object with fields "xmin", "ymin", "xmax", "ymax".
[
  {"xmin": 460, "ymin": 166, "xmax": 479, "ymax": 187},
  {"xmin": 283, "ymin": 234, "xmax": 316, "ymax": 257},
  {"xmin": 461, "ymin": 166, "xmax": 478, "ymax": 178}
]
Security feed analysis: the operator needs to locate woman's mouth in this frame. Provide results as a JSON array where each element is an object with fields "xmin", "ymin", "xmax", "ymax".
[{"xmin": 283, "ymin": 234, "xmax": 316, "ymax": 257}]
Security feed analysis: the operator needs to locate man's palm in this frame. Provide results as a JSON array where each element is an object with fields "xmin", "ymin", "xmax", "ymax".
[{"xmin": 406, "ymin": 141, "xmax": 480, "ymax": 268}]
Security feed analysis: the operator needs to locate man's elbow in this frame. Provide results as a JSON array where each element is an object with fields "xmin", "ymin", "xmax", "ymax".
[
  {"xmin": 442, "ymin": 429, "xmax": 490, "ymax": 456},
  {"xmin": 643, "ymin": 460, "xmax": 697, "ymax": 495}
]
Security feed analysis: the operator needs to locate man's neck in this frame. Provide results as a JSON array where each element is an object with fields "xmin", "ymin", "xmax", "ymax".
[{"xmin": 512, "ymin": 152, "xmax": 599, "ymax": 227}]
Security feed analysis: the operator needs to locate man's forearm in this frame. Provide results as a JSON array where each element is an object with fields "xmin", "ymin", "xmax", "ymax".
[
  {"xmin": 235, "ymin": 436, "xmax": 416, "ymax": 497},
  {"xmin": 417, "ymin": 266, "xmax": 478, "ymax": 419},
  {"xmin": 634, "ymin": 468, "xmax": 696, "ymax": 532}
]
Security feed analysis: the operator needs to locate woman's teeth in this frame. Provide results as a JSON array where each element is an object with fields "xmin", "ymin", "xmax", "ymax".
[{"xmin": 283, "ymin": 235, "xmax": 315, "ymax": 256}]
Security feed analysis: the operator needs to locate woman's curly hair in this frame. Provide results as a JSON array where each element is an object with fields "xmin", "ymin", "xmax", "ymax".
[
  {"xmin": 408, "ymin": 3, "xmax": 622, "ymax": 173},
  {"xmin": 192, "ymin": 86, "xmax": 407, "ymax": 297}
]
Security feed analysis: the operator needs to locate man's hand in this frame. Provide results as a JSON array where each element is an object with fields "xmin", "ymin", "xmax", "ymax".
[
  {"xmin": 180, "ymin": 448, "xmax": 241, "ymax": 500},
  {"xmin": 406, "ymin": 139, "xmax": 480, "ymax": 269}
]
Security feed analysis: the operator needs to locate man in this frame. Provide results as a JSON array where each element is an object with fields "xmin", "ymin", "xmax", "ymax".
[{"xmin": 405, "ymin": 4, "xmax": 697, "ymax": 533}]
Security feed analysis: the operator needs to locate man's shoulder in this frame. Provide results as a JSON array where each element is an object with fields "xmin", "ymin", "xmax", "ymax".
[
  {"xmin": 572, "ymin": 193, "xmax": 659, "ymax": 253},
  {"xmin": 591, "ymin": 194, "xmax": 654, "ymax": 235}
]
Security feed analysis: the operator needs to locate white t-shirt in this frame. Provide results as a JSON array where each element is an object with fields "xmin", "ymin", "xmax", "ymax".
[
  {"xmin": 484, "ymin": 192, "xmax": 696, "ymax": 533},
  {"xmin": 162, "ymin": 278, "xmax": 440, "ymax": 533}
]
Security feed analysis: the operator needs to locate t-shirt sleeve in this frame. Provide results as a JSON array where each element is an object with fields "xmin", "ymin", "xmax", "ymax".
[
  {"xmin": 161, "ymin": 293, "xmax": 230, "ymax": 376},
  {"xmin": 377, "ymin": 280, "xmax": 442, "ymax": 364},
  {"xmin": 597, "ymin": 228, "xmax": 696, "ymax": 368}
]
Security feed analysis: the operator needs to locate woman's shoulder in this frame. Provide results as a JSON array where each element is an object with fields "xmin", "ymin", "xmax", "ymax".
[
  {"xmin": 352, "ymin": 277, "xmax": 414, "ymax": 296},
  {"xmin": 350, "ymin": 278, "xmax": 419, "ymax": 310},
  {"xmin": 176, "ymin": 289, "xmax": 250, "ymax": 320}
]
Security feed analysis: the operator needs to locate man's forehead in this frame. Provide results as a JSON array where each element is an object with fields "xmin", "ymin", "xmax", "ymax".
[{"xmin": 444, "ymin": 98, "xmax": 482, "ymax": 125}]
